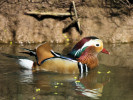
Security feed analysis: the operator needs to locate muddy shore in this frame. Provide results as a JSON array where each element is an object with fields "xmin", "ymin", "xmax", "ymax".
[{"xmin": 0, "ymin": 0, "xmax": 133, "ymax": 43}]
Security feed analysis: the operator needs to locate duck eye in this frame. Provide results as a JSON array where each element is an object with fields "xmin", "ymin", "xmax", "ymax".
[{"xmin": 96, "ymin": 44, "xmax": 100, "ymax": 47}]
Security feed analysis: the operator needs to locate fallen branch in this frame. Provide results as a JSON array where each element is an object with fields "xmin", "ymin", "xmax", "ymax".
[
  {"xmin": 63, "ymin": 20, "xmax": 77, "ymax": 32},
  {"xmin": 72, "ymin": 1, "xmax": 82, "ymax": 34},
  {"xmin": 72, "ymin": 1, "xmax": 78, "ymax": 19},
  {"xmin": 25, "ymin": 11, "xmax": 74, "ymax": 17}
]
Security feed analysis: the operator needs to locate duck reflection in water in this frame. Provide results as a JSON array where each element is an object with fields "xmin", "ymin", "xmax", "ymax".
[
  {"xmin": 19, "ymin": 70, "xmax": 33, "ymax": 83},
  {"xmin": 75, "ymin": 69, "xmax": 107, "ymax": 99},
  {"xmin": 19, "ymin": 68, "xmax": 109, "ymax": 99}
]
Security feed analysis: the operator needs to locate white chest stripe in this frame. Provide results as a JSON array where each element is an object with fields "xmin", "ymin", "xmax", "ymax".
[
  {"xmin": 79, "ymin": 62, "xmax": 83, "ymax": 74},
  {"xmin": 78, "ymin": 62, "xmax": 89, "ymax": 74},
  {"xmin": 85, "ymin": 64, "xmax": 88, "ymax": 72}
]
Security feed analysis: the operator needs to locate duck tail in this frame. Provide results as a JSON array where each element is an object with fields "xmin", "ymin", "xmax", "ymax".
[
  {"xmin": 1, "ymin": 53, "xmax": 34, "ymax": 70},
  {"xmin": 18, "ymin": 59, "xmax": 33, "ymax": 69}
]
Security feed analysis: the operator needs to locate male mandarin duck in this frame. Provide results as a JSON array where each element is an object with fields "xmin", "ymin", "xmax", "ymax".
[{"xmin": 17, "ymin": 36, "xmax": 109, "ymax": 74}]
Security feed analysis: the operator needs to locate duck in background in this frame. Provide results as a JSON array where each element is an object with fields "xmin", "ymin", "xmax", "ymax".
[{"xmin": 17, "ymin": 36, "xmax": 109, "ymax": 74}]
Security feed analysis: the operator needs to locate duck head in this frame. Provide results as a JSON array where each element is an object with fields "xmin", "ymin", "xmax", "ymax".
[{"xmin": 69, "ymin": 36, "xmax": 109, "ymax": 69}]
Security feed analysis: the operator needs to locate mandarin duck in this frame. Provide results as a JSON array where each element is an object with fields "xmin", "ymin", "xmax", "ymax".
[{"xmin": 6, "ymin": 36, "xmax": 109, "ymax": 74}]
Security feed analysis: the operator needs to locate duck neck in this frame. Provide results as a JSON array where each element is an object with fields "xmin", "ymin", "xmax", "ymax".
[{"xmin": 77, "ymin": 46, "xmax": 98, "ymax": 69}]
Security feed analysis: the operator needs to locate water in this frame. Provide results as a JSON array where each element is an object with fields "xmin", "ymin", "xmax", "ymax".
[{"xmin": 0, "ymin": 43, "xmax": 133, "ymax": 100}]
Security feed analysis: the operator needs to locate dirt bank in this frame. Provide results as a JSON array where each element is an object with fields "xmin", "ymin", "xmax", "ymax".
[{"xmin": 0, "ymin": 0, "xmax": 133, "ymax": 43}]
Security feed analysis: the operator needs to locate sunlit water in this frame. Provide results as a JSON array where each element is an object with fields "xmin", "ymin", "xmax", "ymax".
[{"xmin": 0, "ymin": 43, "xmax": 133, "ymax": 100}]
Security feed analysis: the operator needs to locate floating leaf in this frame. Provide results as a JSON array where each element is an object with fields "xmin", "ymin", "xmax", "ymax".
[
  {"xmin": 10, "ymin": 41, "xmax": 12, "ymax": 45},
  {"xmin": 97, "ymin": 71, "xmax": 102, "ymax": 74},
  {"xmin": 74, "ymin": 77, "xmax": 77, "ymax": 79},
  {"xmin": 66, "ymin": 39, "xmax": 69, "ymax": 42},
  {"xmin": 36, "ymin": 88, "xmax": 40, "ymax": 92},
  {"xmin": 56, "ymin": 82, "xmax": 59, "ymax": 85},
  {"xmin": 54, "ymin": 92, "xmax": 58, "ymax": 95},
  {"xmin": 107, "ymin": 71, "xmax": 111, "ymax": 74},
  {"xmin": 75, "ymin": 80, "xmax": 80, "ymax": 83},
  {"xmin": 54, "ymin": 86, "xmax": 58, "ymax": 88}
]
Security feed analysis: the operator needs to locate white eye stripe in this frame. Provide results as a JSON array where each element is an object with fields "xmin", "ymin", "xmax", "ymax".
[{"xmin": 81, "ymin": 39, "xmax": 100, "ymax": 49}]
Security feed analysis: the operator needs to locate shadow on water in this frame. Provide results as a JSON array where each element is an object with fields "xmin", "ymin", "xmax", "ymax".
[{"xmin": 0, "ymin": 43, "xmax": 133, "ymax": 100}]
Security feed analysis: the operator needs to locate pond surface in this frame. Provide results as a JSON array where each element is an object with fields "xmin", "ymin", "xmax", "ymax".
[{"xmin": 0, "ymin": 43, "xmax": 133, "ymax": 100}]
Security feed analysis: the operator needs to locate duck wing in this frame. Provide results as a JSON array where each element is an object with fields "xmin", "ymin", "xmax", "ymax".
[{"xmin": 36, "ymin": 43, "xmax": 54, "ymax": 65}]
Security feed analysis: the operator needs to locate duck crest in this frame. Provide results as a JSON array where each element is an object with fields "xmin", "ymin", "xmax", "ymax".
[
  {"xmin": 72, "ymin": 36, "xmax": 99, "ymax": 50},
  {"xmin": 69, "ymin": 36, "xmax": 99, "ymax": 58}
]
